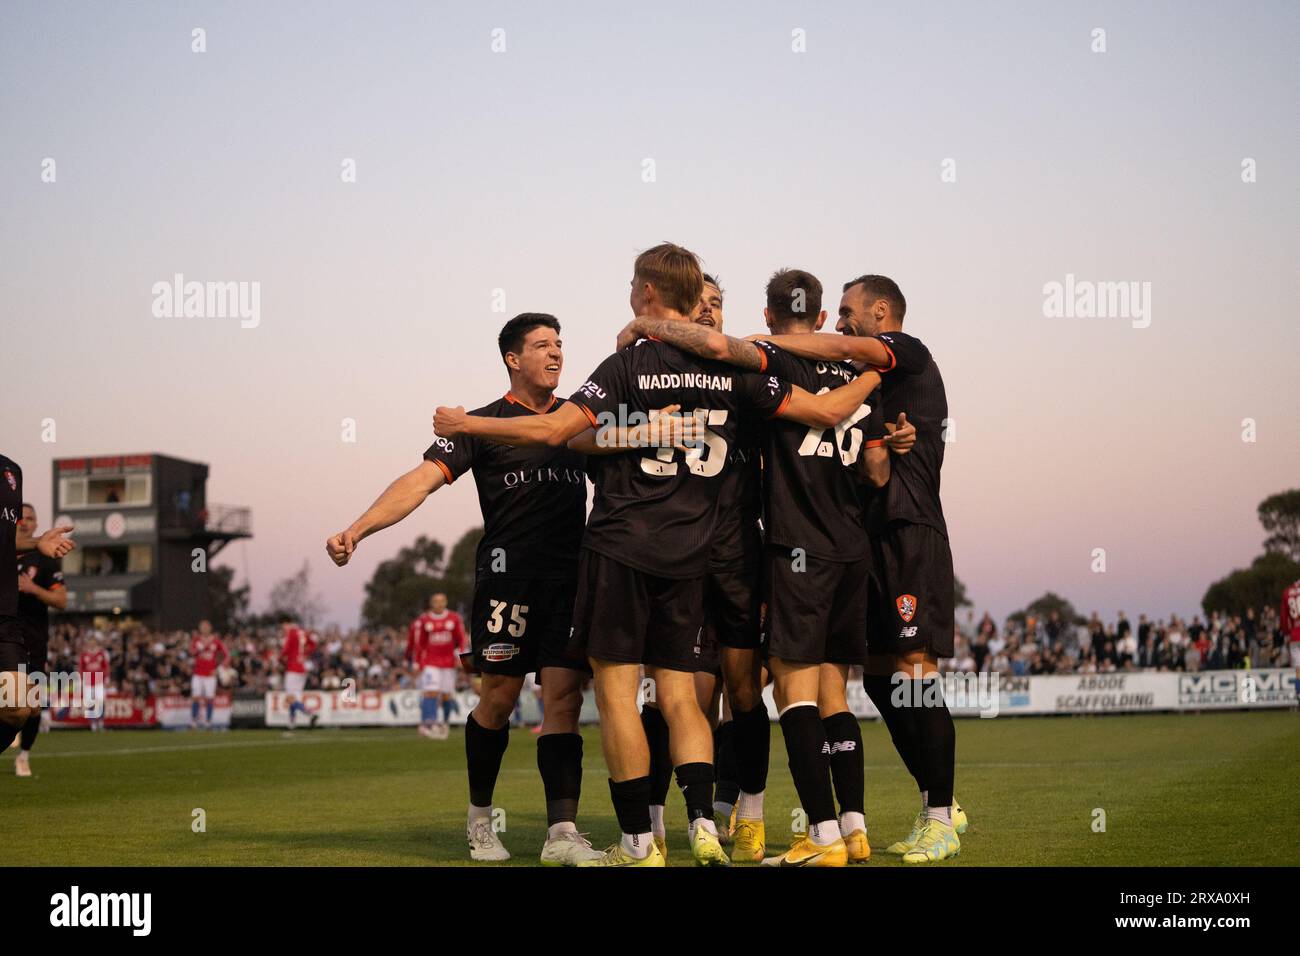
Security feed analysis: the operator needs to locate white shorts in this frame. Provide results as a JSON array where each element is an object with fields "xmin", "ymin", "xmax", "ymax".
[
  {"xmin": 191, "ymin": 674, "xmax": 217, "ymax": 698},
  {"xmin": 1290, "ymin": 643, "xmax": 1300, "ymax": 668},
  {"xmin": 284, "ymin": 671, "xmax": 307, "ymax": 697},
  {"xmin": 420, "ymin": 666, "xmax": 457, "ymax": 695},
  {"xmin": 83, "ymin": 680, "xmax": 105, "ymax": 715}
]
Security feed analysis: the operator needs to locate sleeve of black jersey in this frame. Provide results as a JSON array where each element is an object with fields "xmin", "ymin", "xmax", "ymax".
[
  {"xmin": 569, "ymin": 350, "xmax": 631, "ymax": 429},
  {"xmin": 41, "ymin": 555, "xmax": 64, "ymax": 590},
  {"xmin": 423, "ymin": 432, "xmax": 475, "ymax": 484},
  {"xmin": 864, "ymin": 385, "xmax": 887, "ymax": 449},
  {"xmin": 752, "ymin": 339, "xmax": 794, "ymax": 380},
  {"xmin": 735, "ymin": 368, "xmax": 793, "ymax": 419},
  {"xmin": 873, "ymin": 331, "xmax": 931, "ymax": 375}
]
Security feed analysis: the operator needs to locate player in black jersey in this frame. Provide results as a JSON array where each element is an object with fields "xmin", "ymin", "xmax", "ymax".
[
  {"xmin": 619, "ymin": 268, "xmax": 908, "ymax": 866},
  {"xmin": 13, "ymin": 503, "xmax": 67, "ymax": 776},
  {"xmin": 327, "ymin": 314, "xmax": 613, "ymax": 865},
  {"xmin": 434, "ymin": 243, "xmax": 884, "ymax": 866},
  {"xmin": 751, "ymin": 274, "xmax": 966, "ymax": 863},
  {"xmin": 637, "ymin": 274, "xmax": 747, "ymax": 858},
  {"xmin": 0, "ymin": 454, "xmax": 75, "ymax": 757}
]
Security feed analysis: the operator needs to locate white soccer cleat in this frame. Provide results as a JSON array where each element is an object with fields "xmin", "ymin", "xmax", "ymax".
[
  {"xmin": 417, "ymin": 725, "xmax": 433, "ymax": 738},
  {"xmin": 540, "ymin": 830, "xmax": 604, "ymax": 866},
  {"xmin": 467, "ymin": 818, "xmax": 511, "ymax": 862},
  {"xmin": 14, "ymin": 753, "xmax": 31, "ymax": 777}
]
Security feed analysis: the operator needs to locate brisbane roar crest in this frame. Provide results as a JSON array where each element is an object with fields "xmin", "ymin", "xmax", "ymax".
[
  {"xmin": 3, "ymin": 469, "xmax": 15, "ymax": 491},
  {"xmin": 896, "ymin": 594, "xmax": 917, "ymax": 623}
]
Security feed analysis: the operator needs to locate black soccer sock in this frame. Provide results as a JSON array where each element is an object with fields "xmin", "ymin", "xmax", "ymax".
[
  {"xmin": 674, "ymin": 761, "xmax": 715, "ymax": 823},
  {"xmin": 731, "ymin": 702, "xmax": 771, "ymax": 795},
  {"xmin": 0, "ymin": 719, "xmax": 19, "ymax": 751},
  {"xmin": 914, "ymin": 677, "xmax": 956, "ymax": 809},
  {"xmin": 537, "ymin": 732, "xmax": 583, "ymax": 827},
  {"xmin": 778, "ymin": 703, "xmax": 837, "ymax": 827},
  {"xmin": 640, "ymin": 705, "xmax": 673, "ymax": 804},
  {"xmin": 19, "ymin": 710, "xmax": 40, "ymax": 751},
  {"xmin": 464, "ymin": 713, "xmax": 510, "ymax": 808},
  {"xmin": 863, "ymin": 673, "xmax": 926, "ymax": 791},
  {"xmin": 608, "ymin": 776, "xmax": 653, "ymax": 838},
  {"xmin": 713, "ymin": 721, "xmax": 740, "ymax": 807},
  {"xmin": 822, "ymin": 710, "xmax": 865, "ymax": 817}
]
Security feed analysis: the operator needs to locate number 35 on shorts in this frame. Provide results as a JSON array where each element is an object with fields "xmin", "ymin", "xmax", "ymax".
[{"xmin": 486, "ymin": 600, "xmax": 529, "ymax": 637}]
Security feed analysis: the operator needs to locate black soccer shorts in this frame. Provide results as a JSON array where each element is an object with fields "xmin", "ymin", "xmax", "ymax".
[
  {"xmin": 0, "ymin": 616, "xmax": 27, "ymax": 672},
  {"xmin": 571, "ymin": 549, "xmax": 704, "ymax": 673},
  {"xmin": 469, "ymin": 574, "xmax": 588, "ymax": 677},
  {"xmin": 866, "ymin": 522, "xmax": 956, "ymax": 659},
  {"xmin": 762, "ymin": 547, "xmax": 869, "ymax": 666},
  {"xmin": 693, "ymin": 623, "xmax": 721, "ymax": 675},
  {"xmin": 704, "ymin": 563, "xmax": 763, "ymax": 651}
]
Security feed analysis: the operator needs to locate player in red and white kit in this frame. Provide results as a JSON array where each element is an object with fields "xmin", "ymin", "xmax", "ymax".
[
  {"xmin": 78, "ymin": 635, "xmax": 110, "ymax": 732},
  {"xmin": 407, "ymin": 592, "xmax": 469, "ymax": 739},
  {"xmin": 189, "ymin": 620, "xmax": 229, "ymax": 730},
  {"xmin": 1281, "ymin": 578, "xmax": 1300, "ymax": 703},
  {"xmin": 279, "ymin": 621, "xmax": 319, "ymax": 730}
]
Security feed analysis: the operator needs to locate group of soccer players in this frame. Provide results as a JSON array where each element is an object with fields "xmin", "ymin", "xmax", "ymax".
[
  {"xmin": 329, "ymin": 242, "xmax": 965, "ymax": 866},
  {"xmin": 0, "ymin": 462, "xmax": 76, "ymax": 775}
]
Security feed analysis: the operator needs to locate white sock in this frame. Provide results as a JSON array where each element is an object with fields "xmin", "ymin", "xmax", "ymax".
[
  {"xmin": 926, "ymin": 804, "xmax": 953, "ymax": 826},
  {"xmin": 840, "ymin": 811, "xmax": 866, "ymax": 835},
  {"xmin": 19, "ymin": 749, "xmax": 30, "ymax": 757},
  {"xmin": 808, "ymin": 819, "xmax": 842, "ymax": 845},
  {"xmin": 547, "ymin": 821, "xmax": 578, "ymax": 841},
  {"xmin": 467, "ymin": 804, "xmax": 493, "ymax": 825},
  {"xmin": 737, "ymin": 789, "xmax": 765, "ymax": 819},
  {"xmin": 689, "ymin": 817, "xmax": 718, "ymax": 841},
  {"xmin": 712, "ymin": 800, "xmax": 733, "ymax": 818},
  {"xmin": 649, "ymin": 804, "xmax": 666, "ymax": 838},
  {"xmin": 621, "ymin": 832, "xmax": 652, "ymax": 858}
]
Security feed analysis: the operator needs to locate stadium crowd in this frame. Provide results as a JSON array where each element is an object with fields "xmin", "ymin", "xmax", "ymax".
[
  {"xmin": 949, "ymin": 606, "xmax": 1293, "ymax": 675},
  {"xmin": 40, "ymin": 604, "xmax": 1295, "ymax": 697}
]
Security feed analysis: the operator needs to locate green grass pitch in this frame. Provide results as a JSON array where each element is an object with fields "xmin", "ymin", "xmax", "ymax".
[{"xmin": 3, "ymin": 710, "xmax": 1295, "ymax": 866}]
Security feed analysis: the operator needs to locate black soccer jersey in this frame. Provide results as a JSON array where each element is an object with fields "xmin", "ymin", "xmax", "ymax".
[
  {"xmin": 0, "ymin": 455, "xmax": 22, "ymax": 619},
  {"xmin": 570, "ymin": 338, "xmax": 792, "ymax": 579},
  {"xmin": 424, "ymin": 394, "xmax": 587, "ymax": 580},
  {"xmin": 709, "ymin": 419, "xmax": 763, "ymax": 572},
  {"xmin": 752, "ymin": 341, "xmax": 884, "ymax": 561},
  {"xmin": 17, "ymin": 550, "xmax": 63, "ymax": 634},
  {"xmin": 864, "ymin": 330, "xmax": 948, "ymax": 537}
]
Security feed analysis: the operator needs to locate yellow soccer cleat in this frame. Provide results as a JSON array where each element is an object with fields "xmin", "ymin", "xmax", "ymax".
[
  {"xmin": 690, "ymin": 825, "xmax": 732, "ymax": 867},
  {"xmin": 653, "ymin": 834, "xmax": 668, "ymax": 860},
  {"xmin": 953, "ymin": 800, "xmax": 969, "ymax": 835},
  {"xmin": 843, "ymin": 828, "xmax": 871, "ymax": 863},
  {"xmin": 730, "ymin": 817, "xmax": 766, "ymax": 863},
  {"xmin": 578, "ymin": 840, "xmax": 667, "ymax": 867},
  {"xmin": 902, "ymin": 820, "xmax": 961, "ymax": 864},
  {"xmin": 886, "ymin": 810, "xmax": 926, "ymax": 854},
  {"xmin": 761, "ymin": 835, "xmax": 848, "ymax": 867}
]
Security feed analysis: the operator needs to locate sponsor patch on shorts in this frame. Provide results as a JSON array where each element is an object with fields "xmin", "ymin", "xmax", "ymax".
[{"xmin": 483, "ymin": 643, "xmax": 520, "ymax": 662}]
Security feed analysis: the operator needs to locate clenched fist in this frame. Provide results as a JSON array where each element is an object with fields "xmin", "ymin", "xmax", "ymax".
[
  {"xmin": 326, "ymin": 529, "xmax": 360, "ymax": 567},
  {"xmin": 433, "ymin": 406, "xmax": 468, "ymax": 439}
]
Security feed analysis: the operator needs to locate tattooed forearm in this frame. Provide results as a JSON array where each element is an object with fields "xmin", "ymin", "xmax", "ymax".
[
  {"xmin": 636, "ymin": 318, "xmax": 764, "ymax": 371},
  {"xmin": 723, "ymin": 335, "xmax": 764, "ymax": 371}
]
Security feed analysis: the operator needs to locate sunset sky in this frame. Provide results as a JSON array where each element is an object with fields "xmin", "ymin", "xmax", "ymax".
[{"xmin": 4, "ymin": 1, "xmax": 1297, "ymax": 627}]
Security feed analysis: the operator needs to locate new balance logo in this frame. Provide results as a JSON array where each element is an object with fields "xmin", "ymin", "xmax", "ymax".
[{"xmin": 821, "ymin": 740, "xmax": 857, "ymax": 755}]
